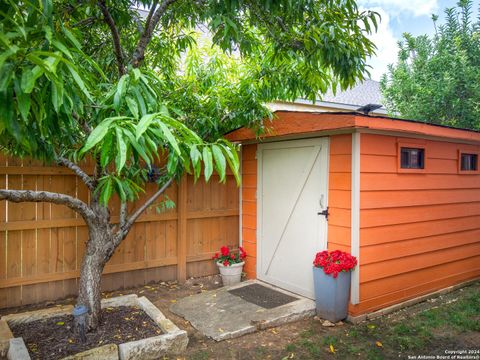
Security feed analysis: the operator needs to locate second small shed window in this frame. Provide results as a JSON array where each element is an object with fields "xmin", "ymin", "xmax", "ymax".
[
  {"xmin": 460, "ymin": 153, "xmax": 478, "ymax": 171},
  {"xmin": 400, "ymin": 147, "xmax": 425, "ymax": 169}
]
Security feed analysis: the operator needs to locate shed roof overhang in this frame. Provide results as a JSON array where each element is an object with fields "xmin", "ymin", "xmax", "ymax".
[{"xmin": 225, "ymin": 111, "xmax": 480, "ymax": 145}]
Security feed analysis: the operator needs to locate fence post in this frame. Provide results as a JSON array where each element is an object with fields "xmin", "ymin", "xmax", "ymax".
[{"xmin": 177, "ymin": 176, "xmax": 187, "ymax": 283}]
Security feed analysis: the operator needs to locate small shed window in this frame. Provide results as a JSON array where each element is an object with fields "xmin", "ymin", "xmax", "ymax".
[
  {"xmin": 460, "ymin": 153, "xmax": 478, "ymax": 171},
  {"xmin": 400, "ymin": 147, "xmax": 425, "ymax": 169}
]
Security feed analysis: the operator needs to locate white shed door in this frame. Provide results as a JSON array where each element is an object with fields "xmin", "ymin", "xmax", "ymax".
[{"xmin": 257, "ymin": 138, "xmax": 329, "ymax": 298}]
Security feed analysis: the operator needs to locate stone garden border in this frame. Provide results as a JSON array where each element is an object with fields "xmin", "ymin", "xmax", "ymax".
[{"xmin": 0, "ymin": 294, "xmax": 188, "ymax": 360}]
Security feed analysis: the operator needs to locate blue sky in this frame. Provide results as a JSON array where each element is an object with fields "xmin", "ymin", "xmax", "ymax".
[{"xmin": 359, "ymin": 0, "xmax": 479, "ymax": 80}]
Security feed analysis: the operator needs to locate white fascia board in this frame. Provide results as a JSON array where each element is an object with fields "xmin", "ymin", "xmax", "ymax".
[
  {"xmin": 350, "ymin": 132, "xmax": 361, "ymax": 305},
  {"xmin": 267, "ymin": 100, "xmax": 388, "ymax": 116},
  {"xmin": 239, "ymin": 145, "xmax": 243, "ymax": 247}
]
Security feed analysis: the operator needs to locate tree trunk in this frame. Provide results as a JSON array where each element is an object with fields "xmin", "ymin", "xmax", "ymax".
[
  {"xmin": 77, "ymin": 248, "xmax": 107, "ymax": 329},
  {"xmin": 77, "ymin": 208, "xmax": 113, "ymax": 330}
]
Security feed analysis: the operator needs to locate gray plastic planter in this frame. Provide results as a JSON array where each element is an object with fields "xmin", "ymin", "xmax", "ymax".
[{"xmin": 313, "ymin": 267, "xmax": 351, "ymax": 322}]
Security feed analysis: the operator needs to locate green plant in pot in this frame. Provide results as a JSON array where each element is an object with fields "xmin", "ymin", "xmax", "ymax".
[
  {"xmin": 213, "ymin": 246, "xmax": 247, "ymax": 286},
  {"xmin": 313, "ymin": 250, "xmax": 357, "ymax": 322}
]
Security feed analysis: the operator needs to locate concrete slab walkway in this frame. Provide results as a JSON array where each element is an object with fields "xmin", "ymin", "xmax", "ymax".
[{"xmin": 170, "ymin": 280, "xmax": 315, "ymax": 341}]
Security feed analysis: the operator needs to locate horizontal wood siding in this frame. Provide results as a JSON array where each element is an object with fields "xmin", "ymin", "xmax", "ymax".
[
  {"xmin": 353, "ymin": 133, "xmax": 480, "ymax": 315},
  {"xmin": 0, "ymin": 154, "xmax": 239, "ymax": 309},
  {"xmin": 328, "ymin": 134, "xmax": 352, "ymax": 253}
]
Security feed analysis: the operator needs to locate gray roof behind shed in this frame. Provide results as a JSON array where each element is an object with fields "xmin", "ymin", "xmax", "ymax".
[{"xmin": 320, "ymin": 79, "xmax": 384, "ymax": 108}]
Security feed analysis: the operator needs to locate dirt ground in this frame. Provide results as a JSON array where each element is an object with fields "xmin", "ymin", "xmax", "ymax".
[{"xmin": 1, "ymin": 277, "xmax": 479, "ymax": 360}]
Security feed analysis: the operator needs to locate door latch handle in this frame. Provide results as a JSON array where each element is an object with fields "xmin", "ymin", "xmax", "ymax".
[{"xmin": 317, "ymin": 207, "xmax": 329, "ymax": 221}]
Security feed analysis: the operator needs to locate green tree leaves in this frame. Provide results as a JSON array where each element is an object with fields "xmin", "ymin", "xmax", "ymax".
[
  {"xmin": 202, "ymin": 147, "xmax": 213, "ymax": 182},
  {"xmin": 78, "ymin": 109, "xmax": 239, "ymax": 204},
  {"xmin": 0, "ymin": 0, "xmax": 378, "ymax": 205},
  {"xmin": 381, "ymin": 0, "xmax": 480, "ymax": 130},
  {"xmin": 81, "ymin": 117, "xmax": 119, "ymax": 153},
  {"xmin": 0, "ymin": 3, "xmax": 101, "ymax": 158}
]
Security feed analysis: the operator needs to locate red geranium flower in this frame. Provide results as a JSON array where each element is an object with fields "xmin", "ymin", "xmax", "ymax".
[
  {"xmin": 220, "ymin": 246, "xmax": 230, "ymax": 257},
  {"xmin": 213, "ymin": 245, "xmax": 247, "ymax": 267},
  {"xmin": 313, "ymin": 250, "xmax": 357, "ymax": 278}
]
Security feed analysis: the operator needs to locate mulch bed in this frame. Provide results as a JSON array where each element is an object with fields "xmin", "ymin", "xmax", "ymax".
[{"xmin": 10, "ymin": 306, "xmax": 162, "ymax": 360}]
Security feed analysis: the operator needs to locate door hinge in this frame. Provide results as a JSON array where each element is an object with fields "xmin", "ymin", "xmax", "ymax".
[{"xmin": 317, "ymin": 207, "xmax": 329, "ymax": 221}]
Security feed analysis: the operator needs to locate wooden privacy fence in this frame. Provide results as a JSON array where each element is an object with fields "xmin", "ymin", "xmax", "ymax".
[{"xmin": 0, "ymin": 155, "xmax": 239, "ymax": 309}]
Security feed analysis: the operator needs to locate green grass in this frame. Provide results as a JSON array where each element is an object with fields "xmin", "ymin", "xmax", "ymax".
[
  {"xmin": 285, "ymin": 343, "xmax": 297, "ymax": 352},
  {"xmin": 281, "ymin": 285, "xmax": 480, "ymax": 359}
]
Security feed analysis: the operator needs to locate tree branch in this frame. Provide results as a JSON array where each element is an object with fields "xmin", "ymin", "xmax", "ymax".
[
  {"xmin": 0, "ymin": 189, "xmax": 95, "ymax": 223},
  {"xmin": 94, "ymin": 153, "xmax": 104, "ymax": 182},
  {"xmin": 143, "ymin": 1, "xmax": 158, "ymax": 33},
  {"xmin": 56, "ymin": 156, "xmax": 95, "ymax": 190},
  {"xmin": 131, "ymin": 0, "xmax": 177, "ymax": 68},
  {"xmin": 73, "ymin": 16, "xmax": 98, "ymax": 28},
  {"xmin": 119, "ymin": 202, "xmax": 127, "ymax": 228},
  {"xmin": 115, "ymin": 178, "xmax": 173, "ymax": 242},
  {"xmin": 72, "ymin": 112, "xmax": 92, "ymax": 135},
  {"xmin": 98, "ymin": 0, "xmax": 126, "ymax": 76}
]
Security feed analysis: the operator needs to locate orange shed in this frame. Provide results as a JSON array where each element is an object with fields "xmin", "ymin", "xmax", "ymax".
[{"xmin": 225, "ymin": 111, "xmax": 480, "ymax": 319}]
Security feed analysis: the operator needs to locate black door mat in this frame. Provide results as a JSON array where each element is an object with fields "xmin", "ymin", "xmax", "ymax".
[{"xmin": 228, "ymin": 284, "xmax": 298, "ymax": 309}]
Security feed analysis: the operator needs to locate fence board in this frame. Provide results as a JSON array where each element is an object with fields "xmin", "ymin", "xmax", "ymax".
[
  {"xmin": 0, "ymin": 158, "xmax": 239, "ymax": 308},
  {"xmin": 177, "ymin": 177, "xmax": 188, "ymax": 282}
]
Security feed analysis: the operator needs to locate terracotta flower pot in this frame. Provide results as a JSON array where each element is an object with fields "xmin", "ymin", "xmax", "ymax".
[{"xmin": 216, "ymin": 261, "xmax": 244, "ymax": 286}]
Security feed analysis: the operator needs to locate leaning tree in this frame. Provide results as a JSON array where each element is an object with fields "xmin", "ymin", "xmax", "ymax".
[{"xmin": 0, "ymin": 0, "xmax": 378, "ymax": 329}]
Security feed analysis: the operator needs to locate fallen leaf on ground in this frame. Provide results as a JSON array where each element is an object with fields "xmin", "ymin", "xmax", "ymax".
[
  {"xmin": 375, "ymin": 341, "xmax": 383, "ymax": 347},
  {"xmin": 218, "ymin": 328, "xmax": 224, "ymax": 332},
  {"xmin": 170, "ymin": 299, "xmax": 176, "ymax": 303},
  {"xmin": 367, "ymin": 324, "xmax": 376, "ymax": 329},
  {"xmin": 329, "ymin": 344, "xmax": 335, "ymax": 353},
  {"xmin": 56, "ymin": 321, "xmax": 64, "ymax": 326}
]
